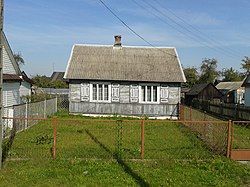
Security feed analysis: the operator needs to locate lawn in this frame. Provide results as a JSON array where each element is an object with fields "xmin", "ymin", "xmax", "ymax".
[{"xmin": 0, "ymin": 115, "xmax": 249, "ymax": 186}]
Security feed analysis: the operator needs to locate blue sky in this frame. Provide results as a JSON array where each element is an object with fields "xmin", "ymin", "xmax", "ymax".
[{"xmin": 4, "ymin": 0, "xmax": 250, "ymax": 76}]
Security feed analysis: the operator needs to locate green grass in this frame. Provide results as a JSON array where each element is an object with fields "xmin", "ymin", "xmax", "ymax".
[
  {"xmin": 0, "ymin": 116, "xmax": 249, "ymax": 186},
  {"xmin": 233, "ymin": 125, "xmax": 250, "ymax": 149}
]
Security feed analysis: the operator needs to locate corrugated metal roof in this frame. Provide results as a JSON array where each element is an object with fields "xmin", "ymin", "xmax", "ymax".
[
  {"xmin": 216, "ymin": 81, "xmax": 243, "ymax": 92},
  {"xmin": 64, "ymin": 44, "xmax": 186, "ymax": 83}
]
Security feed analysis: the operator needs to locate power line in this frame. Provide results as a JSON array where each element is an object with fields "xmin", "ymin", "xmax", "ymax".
[
  {"xmin": 98, "ymin": 0, "xmax": 177, "ymax": 58},
  {"xmin": 138, "ymin": 0, "xmax": 240, "ymax": 59},
  {"xmin": 152, "ymin": 0, "xmax": 243, "ymax": 58}
]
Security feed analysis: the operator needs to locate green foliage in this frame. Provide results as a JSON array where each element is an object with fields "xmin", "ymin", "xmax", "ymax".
[
  {"xmin": 241, "ymin": 56, "xmax": 250, "ymax": 74},
  {"xmin": 32, "ymin": 75, "xmax": 52, "ymax": 88},
  {"xmin": 221, "ymin": 67, "xmax": 244, "ymax": 81},
  {"xmin": 31, "ymin": 74, "xmax": 68, "ymax": 88},
  {"xmin": 183, "ymin": 67, "xmax": 199, "ymax": 88},
  {"xmin": 51, "ymin": 80, "xmax": 68, "ymax": 88},
  {"xmin": 199, "ymin": 58, "xmax": 219, "ymax": 84},
  {"xmin": 32, "ymin": 134, "xmax": 53, "ymax": 145},
  {"xmin": 13, "ymin": 52, "xmax": 25, "ymax": 66}
]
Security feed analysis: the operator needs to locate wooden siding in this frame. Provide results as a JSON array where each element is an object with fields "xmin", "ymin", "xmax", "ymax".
[
  {"xmin": 20, "ymin": 81, "xmax": 31, "ymax": 97},
  {"xmin": 69, "ymin": 81, "xmax": 181, "ymax": 117},
  {"xmin": 198, "ymin": 84, "xmax": 222, "ymax": 100},
  {"xmin": 3, "ymin": 82, "xmax": 20, "ymax": 107},
  {"xmin": 3, "ymin": 46, "xmax": 16, "ymax": 74},
  {"xmin": 70, "ymin": 102, "xmax": 178, "ymax": 117},
  {"xmin": 245, "ymin": 87, "xmax": 250, "ymax": 106}
]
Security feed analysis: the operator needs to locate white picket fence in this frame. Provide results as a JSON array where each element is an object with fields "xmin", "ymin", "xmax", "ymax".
[{"xmin": 2, "ymin": 98, "xmax": 58, "ymax": 138}]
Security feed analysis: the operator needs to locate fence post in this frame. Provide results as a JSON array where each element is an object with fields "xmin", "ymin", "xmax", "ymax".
[
  {"xmin": 189, "ymin": 107, "xmax": 192, "ymax": 121},
  {"xmin": 55, "ymin": 96, "xmax": 58, "ymax": 113},
  {"xmin": 25, "ymin": 102, "xmax": 28, "ymax": 129},
  {"xmin": 226, "ymin": 120, "xmax": 232, "ymax": 158},
  {"xmin": 44, "ymin": 99, "xmax": 47, "ymax": 118},
  {"xmin": 141, "ymin": 118, "xmax": 145, "ymax": 159},
  {"xmin": 52, "ymin": 117, "xmax": 57, "ymax": 160},
  {"xmin": 179, "ymin": 104, "xmax": 184, "ymax": 121}
]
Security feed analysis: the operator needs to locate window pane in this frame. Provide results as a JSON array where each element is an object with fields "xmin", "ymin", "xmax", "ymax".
[
  {"xmin": 93, "ymin": 84, "xmax": 97, "ymax": 100},
  {"xmin": 153, "ymin": 86, "xmax": 157, "ymax": 102},
  {"xmin": 147, "ymin": 86, "xmax": 151, "ymax": 102},
  {"xmin": 142, "ymin": 86, "xmax": 146, "ymax": 102},
  {"xmin": 104, "ymin": 85, "xmax": 108, "ymax": 100},
  {"xmin": 98, "ymin": 84, "xmax": 103, "ymax": 100}
]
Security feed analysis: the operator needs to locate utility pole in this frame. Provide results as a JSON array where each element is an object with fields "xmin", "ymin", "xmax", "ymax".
[{"xmin": 0, "ymin": 0, "xmax": 4, "ymax": 169}]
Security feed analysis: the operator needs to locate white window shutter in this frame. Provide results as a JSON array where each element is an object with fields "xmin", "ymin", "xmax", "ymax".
[
  {"xmin": 81, "ymin": 83, "xmax": 90, "ymax": 101},
  {"xmin": 112, "ymin": 84, "xmax": 120, "ymax": 102},
  {"xmin": 70, "ymin": 84, "xmax": 81, "ymax": 102},
  {"xmin": 130, "ymin": 85, "xmax": 139, "ymax": 103},
  {"xmin": 160, "ymin": 86, "xmax": 169, "ymax": 103}
]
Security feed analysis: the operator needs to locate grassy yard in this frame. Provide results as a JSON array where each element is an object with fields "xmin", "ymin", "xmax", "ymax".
[{"xmin": 0, "ymin": 115, "xmax": 249, "ymax": 186}]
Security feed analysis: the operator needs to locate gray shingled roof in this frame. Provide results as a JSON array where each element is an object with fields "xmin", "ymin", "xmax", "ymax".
[
  {"xmin": 216, "ymin": 81, "xmax": 243, "ymax": 92},
  {"xmin": 64, "ymin": 45, "xmax": 186, "ymax": 83}
]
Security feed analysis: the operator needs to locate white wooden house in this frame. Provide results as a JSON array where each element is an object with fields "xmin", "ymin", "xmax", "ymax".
[
  {"xmin": 242, "ymin": 74, "xmax": 250, "ymax": 106},
  {"xmin": 2, "ymin": 32, "xmax": 32, "ymax": 107},
  {"xmin": 64, "ymin": 36, "xmax": 186, "ymax": 119}
]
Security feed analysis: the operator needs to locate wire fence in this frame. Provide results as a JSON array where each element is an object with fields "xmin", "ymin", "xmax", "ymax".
[
  {"xmin": 231, "ymin": 121, "xmax": 250, "ymax": 150},
  {"xmin": 2, "ymin": 98, "xmax": 57, "ymax": 139},
  {"xmin": 180, "ymin": 105, "xmax": 230, "ymax": 155},
  {"xmin": 3, "ymin": 118, "xmax": 219, "ymax": 161},
  {"xmin": 1, "ymin": 104, "xmax": 249, "ymax": 162}
]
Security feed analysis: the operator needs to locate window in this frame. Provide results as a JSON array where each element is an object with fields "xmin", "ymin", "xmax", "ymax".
[
  {"xmin": 91, "ymin": 83, "xmax": 110, "ymax": 102},
  {"xmin": 140, "ymin": 85, "xmax": 158, "ymax": 103}
]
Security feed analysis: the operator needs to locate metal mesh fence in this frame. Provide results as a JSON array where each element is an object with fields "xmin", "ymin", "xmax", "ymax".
[
  {"xmin": 3, "ymin": 117, "xmax": 248, "ymax": 162},
  {"xmin": 232, "ymin": 121, "xmax": 250, "ymax": 149},
  {"xmin": 2, "ymin": 98, "xmax": 58, "ymax": 139},
  {"xmin": 56, "ymin": 95, "xmax": 69, "ymax": 112},
  {"xmin": 182, "ymin": 105, "xmax": 221, "ymax": 121},
  {"xmin": 2, "ymin": 118, "xmax": 52, "ymax": 162},
  {"xmin": 180, "ymin": 105, "xmax": 229, "ymax": 155},
  {"xmin": 44, "ymin": 119, "xmax": 230, "ymax": 160},
  {"xmin": 182, "ymin": 121, "xmax": 229, "ymax": 155}
]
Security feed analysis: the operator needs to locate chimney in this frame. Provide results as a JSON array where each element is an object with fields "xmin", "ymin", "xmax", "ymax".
[{"xmin": 114, "ymin": 35, "xmax": 122, "ymax": 47}]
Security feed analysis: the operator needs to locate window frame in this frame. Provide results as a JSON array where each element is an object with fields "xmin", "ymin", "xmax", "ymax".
[
  {"xmin": 90, "ymin": 82, "xmax": 111, "ymax": 103},
  {"xmin": 139, "ymin": 84, "xmax": 160, "ymax": 104}
]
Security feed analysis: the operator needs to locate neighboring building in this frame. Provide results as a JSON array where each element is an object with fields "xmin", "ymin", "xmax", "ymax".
[
  {"xmin": 2, "ymin": 32, "xmax": 32, "ymax": 107},
  {"xmin": 242, "ymin": 74, "xmax": 250, "ymax": 106},
  {"xmin": 185, "ymin": 83, "xmax": 222, "ymax": 105},
  {"xmin": 216, "ymin": 81, "xmax": 244, "ymax": 104},
  {"xmin": 3, "ymin": 74, "xmax": 22, "ymax": 106},
  {"xmin": 64, "ymin": 36, "xmax": 186, "ymax": 118},
  {"xmin": 51, "ymin": 72, "xmax": 66, "ymax": 82},
  {"xmin": 2, "ymin": 32, "xmax": 22, "ymax": 107},
  {"xmin": 20, "ymin": 71, "xmax": 33, "ymax": 98}
]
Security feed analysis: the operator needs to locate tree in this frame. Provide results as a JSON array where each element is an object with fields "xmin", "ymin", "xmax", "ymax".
[
  {"xmin": 32, "ymin": 75, "xmax": 68, "ymax": 88},
  {"xmin": 241, "ymin": 56, "xmax": 250, "ymax": 74},
  {"xmin": 221, "ymin": 67, "xmax": 244, "ymax": 82},
  {"xmin": 51, "ymin": 80, "xmax": 68, "ymax": 88},
  {"xmin": 13, "ymin": 52, "xmax": 25, "ymax": 66},
  {"xmin": 32, "ymin": 75, "xmax": 52, "ymax": 88},
  {"xmin": 183, "ymin": 67, "xmax": 199, "ymax": 87},
  {"xmin": 199, "ymin": 58, "xmax": 219, "ymax": 84}
]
